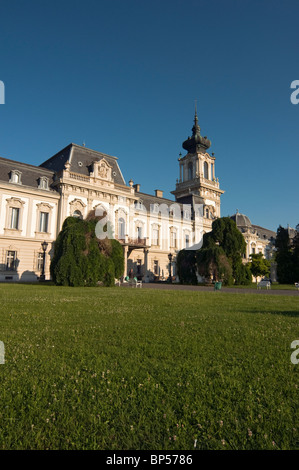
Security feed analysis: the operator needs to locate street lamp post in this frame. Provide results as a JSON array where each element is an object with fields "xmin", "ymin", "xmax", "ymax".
[
  {"xmin": 168, "ymin": 253, "xmax": 173, "ymax": 283},
  {"xmin": 40, "ymin": 241, "xmax": 48, "ymax": 281}
]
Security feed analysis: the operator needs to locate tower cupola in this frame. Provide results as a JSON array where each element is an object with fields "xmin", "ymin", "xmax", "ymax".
[{"xmin": 182, "ymin": 108, "xmax": 211, "ymax": 153}]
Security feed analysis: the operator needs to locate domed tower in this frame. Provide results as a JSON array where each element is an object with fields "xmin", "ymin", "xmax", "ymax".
[
  {"xmin": 171, "ymin": 106, "xmax": 224, "ymax": 231},
  {"xmin": 230, "ymin": 211, "xmax": 252, "ymax": 231}
]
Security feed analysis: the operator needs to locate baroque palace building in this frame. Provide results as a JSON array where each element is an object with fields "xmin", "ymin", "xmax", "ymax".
[{"xmin": 0, "ymin": 110, "xmax": 225, "ymax": 282}]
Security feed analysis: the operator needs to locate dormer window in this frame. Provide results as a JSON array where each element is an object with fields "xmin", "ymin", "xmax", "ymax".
[
  {"xmin": 134, "ymin": 200, "xmax": 144, "ymax": 210},
  {"xmin": 9, "ymin": 170, "xmax": 22, "ymax": 184},
  {"xmin": 38, "ymin": 176, "xmax": 49, "ymax": 190}
]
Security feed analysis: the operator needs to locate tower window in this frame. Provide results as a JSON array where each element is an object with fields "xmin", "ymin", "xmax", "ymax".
[
  {"xmin": 188, "ymin": 162, "xmax": 193, "ymax": 180},
  {"xmin": 204, "ymin": 162, "xmax": 209, "ymax": 180}
]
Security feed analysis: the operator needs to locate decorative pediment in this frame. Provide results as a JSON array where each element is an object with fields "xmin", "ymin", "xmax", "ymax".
[
  {"xmin": 36, "ymin": 202, "xmax": 53, "ymax": 211},
  {"xmin": 91, "ymin": 159, "xmax": 113, "ymax": 181},
  {"xmin": 69, "ymin": 198, "xmax": 86, "ymax": 210},
  {"xmin": 6, "ymin": 197, "xmax": 25, "ymax": 207}
]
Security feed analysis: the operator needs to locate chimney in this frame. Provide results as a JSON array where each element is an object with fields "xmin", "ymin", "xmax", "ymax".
[
  {"xmin": 133, "ymin": 183, "xmax": 140, "ymax": 192},
  {"xmin": 155, "ymin": 189, "xmax": 163, "ymax": 198}
]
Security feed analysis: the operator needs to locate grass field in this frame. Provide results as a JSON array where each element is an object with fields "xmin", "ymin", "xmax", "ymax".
[{"xmin": 0, "ymin": 284, "xmax": 298, "ymax": 450}]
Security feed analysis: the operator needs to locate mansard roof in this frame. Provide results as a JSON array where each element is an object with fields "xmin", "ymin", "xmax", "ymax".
[
  {"xmin": 40, "ymin": 143, "xmax": 126, "ymax": 186},
  {"xmin": 231, "ymin": 212, "xmax": 276, "ymax": 241},
  {"xmin": 0, "ymin": 155, "xmax": 57, "ymax": 191},
  {"xmin": 134, "ymin": 190, "xmax": 189, "ymax": 214},
  {"xmin": 252, "ymin": 225, "xmax": 276, "ymax": 241}
]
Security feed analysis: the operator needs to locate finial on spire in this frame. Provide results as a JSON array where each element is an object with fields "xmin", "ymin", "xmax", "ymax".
[
  {"xmin": 192, "ymin": 100, "xmax": 200, "ymax": 135},
  {"xmin": 194, "ymin": 99, "xmax": 198, "ymax": 124}
]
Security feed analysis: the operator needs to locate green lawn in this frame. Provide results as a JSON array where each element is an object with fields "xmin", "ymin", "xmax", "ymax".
[{"xmin": 0, "ymin": 284, "xmax": 298, "ymax": 450}]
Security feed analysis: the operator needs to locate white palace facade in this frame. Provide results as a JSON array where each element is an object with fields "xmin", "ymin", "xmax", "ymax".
[
  {"xmin": 0, "ymin": 110, "xmax": 276, "ymax": 283},
  {"xmin": 0, "ymin": 111, "xmax": 228, "ymax": 282}
]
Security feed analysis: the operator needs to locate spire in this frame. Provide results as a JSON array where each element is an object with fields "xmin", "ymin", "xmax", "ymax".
[
  {"xmin": 182, "ymin": 104, "xmax": 211, "ymax": 153},
  {"xmin": 192, "ymin": 100, "xmax": 201, "ymax": 136}
]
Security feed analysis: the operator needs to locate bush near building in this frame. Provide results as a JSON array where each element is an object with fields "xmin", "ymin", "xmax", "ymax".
[
  {"xmin": 50, "ymin": 216, "xmax": 124, "ymax": 287},
  {"xmin": 177, "ymin": 217, "xmax": 252, "ymax": 286}
]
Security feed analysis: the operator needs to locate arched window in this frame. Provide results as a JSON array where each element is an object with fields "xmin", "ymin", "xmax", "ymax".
[
  {"xmin": 188, "ymin": 162, "xmax": 193, "ymax": 180},
  {"xmin": 73, "ymin": 210, "xmax": 83, "ymax": 219},
  {"xmin": 118, "ymin": 217, "xmax": 126, "ymax": 240},
  {"xmin": 204, "ymin": 162, "xmax": 209, "ymax": 180}
]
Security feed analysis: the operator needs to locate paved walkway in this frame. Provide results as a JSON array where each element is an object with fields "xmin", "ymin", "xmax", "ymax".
[{"xmin": 124, "ymin": 282, "xmax": 299, "ymax": 296}]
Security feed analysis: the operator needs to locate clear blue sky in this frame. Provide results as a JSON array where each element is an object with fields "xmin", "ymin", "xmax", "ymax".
[{"xmin": 0, "ymin": 0, "xmax": 298, "ymax": 232}]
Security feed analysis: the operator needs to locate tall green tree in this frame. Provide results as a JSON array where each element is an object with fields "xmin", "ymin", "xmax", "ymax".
[
  {"xmin": 275, "ymin": 226, "xmax": 294, "ymax": 284},
  {"xmin": 292, "ymin": 230, "xmax": 299, "ymax": 282},
  {"xmin": 196, "ymin": 244, "xmax": 233, "ymax": 285},
  {"xmin": 196, "ymin": 217, "xmax": 249, "ymax": 285},
  {"xmin": 249, "ymin": 253, "xmax": 271, "ymax": 282},
  {"xmin": 176, "ymin": 249, "xmax": 198, "ymax": 285}
]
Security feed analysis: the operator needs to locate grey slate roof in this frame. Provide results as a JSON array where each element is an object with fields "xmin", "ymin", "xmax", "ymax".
[
  {"xmin": 0, "ymin": 155, "xmax": 56, "ymax": 191},
  {"xmin": 252, "ymin": 225, "xmax": 276, "ymax": 241},
  {"xmin": 40, "ymin": 143, "xmax": 126, "ymax": 186},
  {"xmin": 231, "ymin": 212, "xmax": 252, "ymax": 227},
  {"xmin": 231, "ymin": 213, "xmax": 276, "ymax": 241},
  {"xmin": 134, "ymin": 191, "xmax": 191, "ymax": 217}
]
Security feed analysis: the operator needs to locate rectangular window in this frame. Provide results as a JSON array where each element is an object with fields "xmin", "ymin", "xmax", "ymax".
[
  {"xmin": 6, "ymin": 251, "xmax": 16, "ymax": 271},
  {"xmin": 185, "ymin": 234, "xmax": 190, "ymax": 248},
  {"xmin": 170, "ymin": 231, "xmax": 177, "ymax": 248},
  {"xmin": 10, "ymin": 208, "xmax": 19, "ymax": 229},
  {"xmin": 37, "ymin": 252, "xmax": 44, "ymax": 271},
  {"xmin": 137, "ymin": 226, "xmax": 142, "ymax": 240},
  {"xmin": 12, "ymin": 173, "xmax": 19, "ymax": 183},
  {"xmin": 152, "ymin": 228, "xmax": 159, "ymax": 245},
  {"xmin": 39, "ymin": 212, "xmax": 49, "ymax": 233},
  {"xmin": 153, "ymin": 260, "xmax": 159, "ymax": 275}
]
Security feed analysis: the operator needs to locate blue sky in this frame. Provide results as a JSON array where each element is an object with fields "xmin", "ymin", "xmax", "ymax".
[{"xmin": 0, "ymin": 0, "xmax": 298, "ymax": 232}]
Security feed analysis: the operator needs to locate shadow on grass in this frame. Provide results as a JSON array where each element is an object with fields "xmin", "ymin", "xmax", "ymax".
[{"xmin": 244, "ymin": 309, "xmax": 299, "ymax": 318}]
